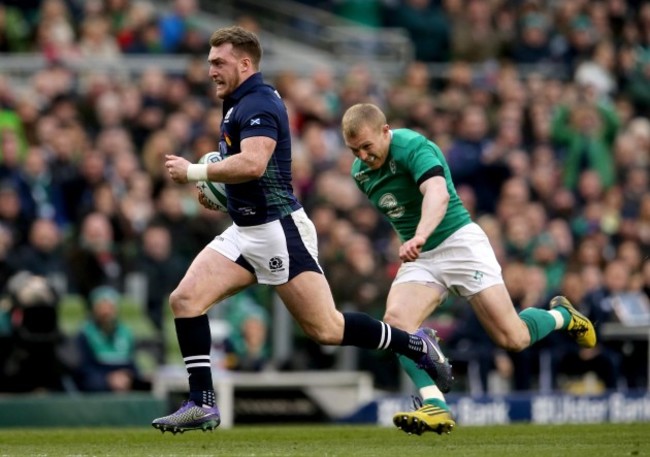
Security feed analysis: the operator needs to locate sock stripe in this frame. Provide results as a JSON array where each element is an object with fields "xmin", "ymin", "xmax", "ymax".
[
  {"xmin": 186, "ymin": 362, "xmax": 212, "ymax": 369},
  {"xmin": 185, "ymin": 355, "xmax": 211, "ymax": 369},
  {"xmin": 378, "ymin": 322, "xmax": 386, "ymax": 349},
  {"xmin": 378, "ymin": 322, "xmax": 392, "ymax": 350},
  {"xmin": 184, "ymin": 355, "xmax": 210, "ymax": 362},
  {"xmin": 382, "ymin": 322, "xmax": 393, "ymax": 349},
  {"xmin": 341, "ymin": 312, "xmax": 421, "ymax": 359}
]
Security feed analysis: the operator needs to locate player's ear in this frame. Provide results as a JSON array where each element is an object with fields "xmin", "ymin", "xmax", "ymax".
[{"xmin": 240, "ymin": 57, "xmax": 251, "ymax": 72}]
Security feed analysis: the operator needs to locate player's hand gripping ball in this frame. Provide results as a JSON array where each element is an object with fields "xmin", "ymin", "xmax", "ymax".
[{"xmin": 196, "ymin": 152, "xmax": 228, "ymax": 212}]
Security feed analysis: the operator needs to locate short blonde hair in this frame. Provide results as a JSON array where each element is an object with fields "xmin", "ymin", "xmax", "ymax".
[
  {"xmin": 209, "ymin": 25, "xmax": 262, "ymax": 69},
  {"xmin": 341, "ymin": 103, "xmax": 386, "ymax": 139}
]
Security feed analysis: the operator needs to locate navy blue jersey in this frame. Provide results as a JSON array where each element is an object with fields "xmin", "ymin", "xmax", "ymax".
[{"xmin": 219, "ymin": 73, "xmax": 301, "ymax": 226}]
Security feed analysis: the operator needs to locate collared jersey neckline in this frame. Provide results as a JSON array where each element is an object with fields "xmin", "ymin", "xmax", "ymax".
[{"xmin": 225, "ymin": 72, "xmax": 264, "ymax": 103}]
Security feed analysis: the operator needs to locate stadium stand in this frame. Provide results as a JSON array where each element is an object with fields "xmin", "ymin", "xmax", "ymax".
[{"xmin": 0, "ymin": 1, "xmax": 649, "ymax": 427}]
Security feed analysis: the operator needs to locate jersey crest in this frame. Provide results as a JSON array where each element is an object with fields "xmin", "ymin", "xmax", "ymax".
[
  {"xmin": 389, "ymin": 159, "xmax": 396, "ymax": 174},
  {"xmin": 224, "ymin": 107, "xmax": 234, "ymax": 123},
  {"xmin": 378, "ymin": 193, "xmax": 404, "ymax": 219}
]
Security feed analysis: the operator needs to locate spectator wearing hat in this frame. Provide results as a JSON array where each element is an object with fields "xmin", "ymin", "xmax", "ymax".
[
  {"xmin": 74, "ymin": 285, "xmax": 147, "ymax": 392},
  {"xmin": 510, "ymin": 12, "xmax": 554, "ymax": 64},
  {"xmin": 561, "ymin": 15, "xmax": 598, "ymax": 74}
]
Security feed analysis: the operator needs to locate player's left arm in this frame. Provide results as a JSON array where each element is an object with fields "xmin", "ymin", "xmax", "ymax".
[{"xmin": 399, "ymin": 173, "xmax": 449, "ymax": 262}]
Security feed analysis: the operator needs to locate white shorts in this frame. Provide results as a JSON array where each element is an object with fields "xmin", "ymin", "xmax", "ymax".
[
  {"xmin": 393, "ymin": 222, "xmax": 503, "ymax": 297},
  {"xmin": 207, "ymin": 208, "xmax": 323, "ymax": 285}
]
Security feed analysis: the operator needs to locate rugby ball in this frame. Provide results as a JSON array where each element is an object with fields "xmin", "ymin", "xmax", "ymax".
[{"xmin": 196, "ymin": 151, "xmax": 228, "ymax": 212}]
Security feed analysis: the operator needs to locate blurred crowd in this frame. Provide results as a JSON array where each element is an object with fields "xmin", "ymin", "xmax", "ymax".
[{"xmin": 0, "ymin": 0, "xmax": 649, "ymax": 395}]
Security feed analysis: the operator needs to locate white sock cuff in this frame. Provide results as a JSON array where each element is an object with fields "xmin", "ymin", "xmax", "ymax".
[
  {"xmin": 548, "ymin": 309, "xmax": 564, "ymax": 330},
  {"xmin": 420, "ymin": 385, "xmax": 445, "ymax": 402}
]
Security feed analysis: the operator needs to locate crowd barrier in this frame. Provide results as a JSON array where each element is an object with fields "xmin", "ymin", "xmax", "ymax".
[{"xmin": 343, "ymin": 390, "xmax": 650, "ymax": 426}]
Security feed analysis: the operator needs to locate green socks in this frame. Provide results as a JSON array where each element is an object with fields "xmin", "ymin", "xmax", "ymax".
[
  {"xmin": 519, "ymin": 307, "xmax": 561, "ymax": 345},
  {"xmin": 423, "ymin": 397, "xmax": 449, "ymax": 410},
  {"xmin": 398, "ymin": 354, "xmax": 434, "ymax": 389},
  {"xmin": 398, "ymin": 355, "xmax": 449, "ymax": 411}
]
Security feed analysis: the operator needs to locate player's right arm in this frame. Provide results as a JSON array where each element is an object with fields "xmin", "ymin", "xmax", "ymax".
[
  {"xmin": 165, "ymin": 136, "xmax": 275, "ymax": 185},
  {"xmin": 209, "ymin": 135, "xmax": 276, "ymax": 182},
  {"xmin": 399, "ymin": 175, "xmax": 449, "ymax": 262}
]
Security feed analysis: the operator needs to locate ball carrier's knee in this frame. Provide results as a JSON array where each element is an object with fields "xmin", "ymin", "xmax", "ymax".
[
  {"xmin": 169, "ymin": 287, "xmax": 205, "ymax": 318},
  {"xmin": 298, "ymin": 310, "xmax": 345, "ymax": 346}
]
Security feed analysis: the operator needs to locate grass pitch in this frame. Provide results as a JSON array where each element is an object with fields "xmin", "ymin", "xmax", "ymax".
[{"xmin": 0, "ymin": 423, "xmax": 648, "ymax": 457}]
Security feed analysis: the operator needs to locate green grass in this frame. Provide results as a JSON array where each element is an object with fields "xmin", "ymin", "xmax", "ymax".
[{"xmin": 0, "ymin": 423, "xmax": 648, "ymax": 457}]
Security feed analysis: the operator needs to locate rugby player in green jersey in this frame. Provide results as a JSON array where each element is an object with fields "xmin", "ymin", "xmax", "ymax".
[{"xmin": 341, "ymin": 103, "xmax": 597, "ymax": 435}]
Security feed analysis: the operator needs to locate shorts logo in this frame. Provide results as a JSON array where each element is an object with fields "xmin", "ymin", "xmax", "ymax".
[
  {"xmin": 473, "ymin": 270, "xmax": 484, "ymax": 282},
  {"xmin": 269, "ymin": 256, "xmax": 284, "ymax": 272}
]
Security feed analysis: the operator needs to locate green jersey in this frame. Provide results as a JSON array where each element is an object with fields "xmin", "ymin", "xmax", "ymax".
[{"xmin": 351, "ymin": 129, "xmax": 471, "ymax": 252}]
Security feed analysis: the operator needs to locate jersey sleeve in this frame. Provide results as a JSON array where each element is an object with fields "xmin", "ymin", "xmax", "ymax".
[
  {"xmin": 237, "ymin": 98, "xmax": 280, "ymax": 141},
  {"xmin": 405, "ymin": 136, "xmax": 444, "ymax": 183}
]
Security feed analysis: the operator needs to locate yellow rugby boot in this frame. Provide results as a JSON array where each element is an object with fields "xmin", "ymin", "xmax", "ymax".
[
  {"xmin": 550, "ymin": 295, "xmax": 597, "ymax": 348},
  {"xmin": 393, "ymin": 404, "xmax": 455, "ymax": 435}
]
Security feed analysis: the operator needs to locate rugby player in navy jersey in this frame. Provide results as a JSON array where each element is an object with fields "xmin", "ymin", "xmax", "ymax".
[{"xmin": 153, "ymin": 25, "xmax": 452, "ymax": 433}]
